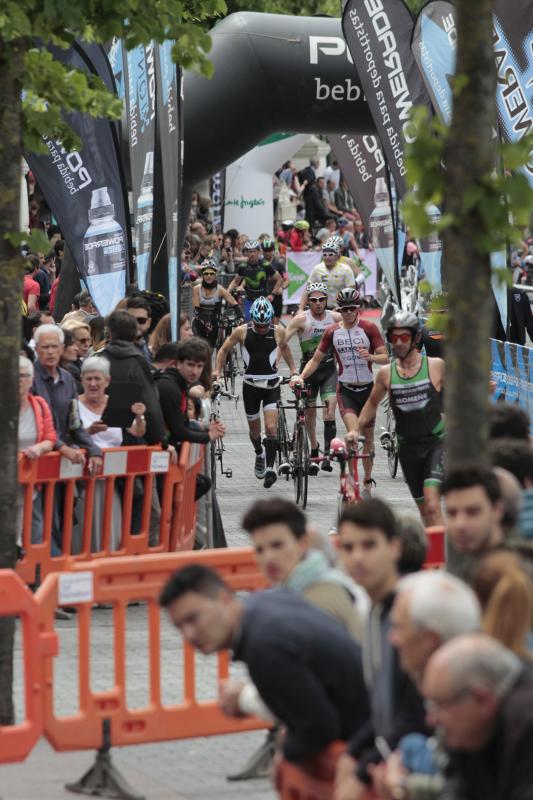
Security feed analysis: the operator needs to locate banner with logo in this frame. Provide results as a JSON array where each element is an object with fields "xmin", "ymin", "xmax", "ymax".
[
  {"xmin": 210, "ymin": 171, "xmax": 226, "ymax": 233},
  {"xmin": 491, "ymin": 338, "xmax": 533, "ymax": 433},
  {"xmin": 283, "ymin": 251, "xmax": 322, "ymax": 305},
  {"xmin": 342, "ymin": 0, "xmax": 432, "ymax": 199},
  {"xmin": 358, "ymin": 248, "xmax": 379, "ymax": 297},
  {"xmin": 26, "ymin": 44, "xmax": 129, "ymax": 316},
  {"xmin": 411, "ymin": 0, "xmax": 456, "ymax": 125},
  {"xmin": 156, "ymin": 41, "xmax": 181, "ymax": 339},
  {"xmin": 328, "ymin": 134, "xmax": 400, "ymax": 303},
  {"xmin": 493, "ymin": 0, "xmax": 533, "ymax": 193},
  {"xmin": 124, "ymin": 43, "xmax": 156, "ymax": 290}
]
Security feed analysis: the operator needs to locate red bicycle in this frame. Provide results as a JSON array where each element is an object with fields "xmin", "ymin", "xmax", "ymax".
[{"xmin": 310, "ymin": 436, "xmax": 374, "ymax": 520}]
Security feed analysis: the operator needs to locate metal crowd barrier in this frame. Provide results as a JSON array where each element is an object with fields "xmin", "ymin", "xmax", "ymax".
[
  {"xmin": 490, "ymin": 338, "xmax": 533, "ymax": 434},
  {"xmin": 16, "ymin": 443, "xmax": 205, "ymax": 585}
]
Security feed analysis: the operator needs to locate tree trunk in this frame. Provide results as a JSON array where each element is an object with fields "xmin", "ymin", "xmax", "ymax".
[
  {"xmin": 442, "ymin": 0, "xmax": 496, "ymax": 467},
  {"xmin": 0, "ymin": 41, "xmax": 26, "ymax": 726}
]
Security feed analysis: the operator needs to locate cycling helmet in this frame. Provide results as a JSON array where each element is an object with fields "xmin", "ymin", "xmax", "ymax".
[
  {"xmin": 262, "ymin": 238, "xmax": 276, "ymax": 250},
  {"xmin": 307, "ymin": 282, "xmax": 328, "ymax": 298},
  {"xmin": 295, "ymin": 220, "xmax": 310, "ymax": 231},
  {"xmin": 250, "ymin": 296, "xmax": 274, "ymax": 325},
  {"xmin": 336, "ymin": 287, "xmax": 361, "ymax": 308},
  {"xmin": 281, "ymin": 219, "xmax": 294, "ymax": 229},
  {"xmin": 243, "ymin": 239, "xmax": 260, "ymax": 252},
  {"xmin": 199, "ymin": 258, "xmax": 219, "ymax": 272},
  {"xmin": 385, "ymin": 310, "xmax": 421, "ymax": 343},
  {"xmin": 322, "ymin": 235, "xmax": 342, "ymax": 255}
]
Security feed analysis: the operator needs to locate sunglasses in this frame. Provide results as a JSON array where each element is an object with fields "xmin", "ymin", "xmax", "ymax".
[
  {"xmin": 135, "ymin": 317, "xmax": 149, "ymax": 325},
  {"xmin": 308, "ymin": 297, "xmax": 326, "ymax": 303},
  {"xmin": 339, "ymin": 306, "xmax": 358, "ymax": 313},
  {"xmin": 202, "ymin": 271, "xmax": 217, "ymax": 277},
  {"xmin": 390, "ymin": 332, "xmax": 412, "ymax": 343}
]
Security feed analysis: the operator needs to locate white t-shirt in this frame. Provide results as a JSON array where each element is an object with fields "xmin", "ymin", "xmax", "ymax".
[{"xmin": 78, "ymin": 400, "xmax": 123, "ymax": 449}]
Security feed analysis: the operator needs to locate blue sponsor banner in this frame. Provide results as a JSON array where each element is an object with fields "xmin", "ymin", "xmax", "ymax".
[{"xmin": 491, "ymin": 338, "xmax": 533, "ymax": 434}]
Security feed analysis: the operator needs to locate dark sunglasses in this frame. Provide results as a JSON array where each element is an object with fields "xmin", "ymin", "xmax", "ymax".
[
  {"xmin": 390, "ymin": 332, "xmax": 412, "ymax": 343},
  {"xmin": 308, "ymin": 297, "xmax": 327, "ymax": 303},
  {"xmin": 339, "ymin": 306, "xmax": 358, "ymax": 313},
  {"xmin": 202, "ymin": 271, "xmax": 217, "ymax": 277}
]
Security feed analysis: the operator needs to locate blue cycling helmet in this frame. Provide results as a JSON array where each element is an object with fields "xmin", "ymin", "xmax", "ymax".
[{"xmin": 250, "ymin": 296, "xmax": 274, "ymax": 325}]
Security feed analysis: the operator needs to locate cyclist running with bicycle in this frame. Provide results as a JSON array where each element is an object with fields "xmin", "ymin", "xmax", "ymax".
[
  {"xmin": 291, "ymin": 288, "xmax": 388, "ymax": 498},
  {"xmin": 214, "ymin": 296, "xmax": 297, "ymax": 489},
  {"xmin": 298, "ymin": 235, "xmax": 356, "ymax": 312},
  {"xmin": 192, "ymin": 259, "xmax": 242, "ymax": 347},
  {"xmin": 228, "ymin": 240, "xmax": 283, "ymax": 321},
  {"xmin": 354, "ymin": 311, "xmax": 445, "ymax": 525},
  {"xmin": 284, "ymin": 282, "xmax": 341, "ymax": 473}
]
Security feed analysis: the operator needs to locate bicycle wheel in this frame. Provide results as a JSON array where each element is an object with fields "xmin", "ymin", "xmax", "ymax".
[
  {"xmin": 386, "ymin": 406, "xmax": 399, "ymax": 479},
  {"xmin": 294, "ymin": 424, "xmax": 309, "ymax": 508},
  {"xmin": 277, "ymin": 407, "xmax": 291, "ymax": 479},
  {"xmin": 292, "ymin": 424, "xmax": 302, "ymax": 505},
  {"xmin": 210, "ymin": 440, "xmax": 217, "ymax": 489}
]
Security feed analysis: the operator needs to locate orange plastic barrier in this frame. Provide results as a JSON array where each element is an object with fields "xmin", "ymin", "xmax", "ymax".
[
  {"xmin": 35, "ymin": 548, "xmax": 269, "ymax": 751},
  {"xmin": 0, "ymin": 570, "xmax": 58, "ymax": 763},
  {"xmin": 16, "ymin": 443, "xmax": 205, "ymax": 584},
  {"xmin": 275, "ymin": 742, "xmax": 376, "ymax": 800},
  {"xmin": 425, "ymin": 526, "xmax": 446, "ymax": 568}
]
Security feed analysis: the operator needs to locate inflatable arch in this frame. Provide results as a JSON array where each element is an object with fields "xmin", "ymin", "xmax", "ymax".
[{"xmin": 183, "ymin": 11, "xmax": 375, "ymax": 188}]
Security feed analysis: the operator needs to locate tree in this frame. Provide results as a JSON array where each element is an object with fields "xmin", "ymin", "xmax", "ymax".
[{"xmin": 0, "ymin": 0, "xmax": 225, "ymax": 728}]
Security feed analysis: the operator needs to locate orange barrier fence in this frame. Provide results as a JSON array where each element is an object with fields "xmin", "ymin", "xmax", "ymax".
[
  {"xmin": 16, "ymin": 443, "xmax": 205, "ymax": 585},
  {"xmin": 0, "ymin": 547, "xmax": 269, "ymax": 764},
  {"xmin": 275, "ymin": 742, "xmax": 377, "ymax": 800},
  {"xmin": 425, "ymin": 526, "xmax": 445, "ymax": 568}
]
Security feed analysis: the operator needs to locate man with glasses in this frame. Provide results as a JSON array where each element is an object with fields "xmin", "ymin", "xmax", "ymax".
[
  {"xmin": 228, "ymin": 240, "xmax": 283, "ymax": 322},
  {"xmin": 125, "ymin": 296, "xmax": 152, "ymax": 363},
  {"xmin": 284, "ymin": 283, "xmax": 341, "ymax": 472},
  {"xmin": 292, "ymin": 288, "xmax": 387, "ymax": 497},
  {"xmin": 298, "ymin": 235, "xmax": 355, "ymax": 312},
  {"xmin": 214, "ymin": 297, "xmax": 296, "ymax": 489},
  {"xmin": 355, "ymin": 311, "xmax": 445, "ymax": 524}
]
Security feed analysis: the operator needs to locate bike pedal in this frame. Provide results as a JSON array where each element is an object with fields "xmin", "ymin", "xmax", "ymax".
[
  {"xmin": 225, "ymin": 469, "xmax": 233, "ymax": 478},
  {"xmin": 278, "ymin": 463, "xmax": 291, "ymax": 476},
  {"xmin": 379, "ymin": 431, "xmax": 393, "ymax": 451}
]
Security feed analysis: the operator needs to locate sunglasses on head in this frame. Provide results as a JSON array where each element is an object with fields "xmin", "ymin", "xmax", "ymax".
[
  {"xmin": 339, "ymin": 306, "xmax": 358, "ymax": 313},
  {"xmin": 309, "ymin": 297, "xmax": 326, "ymax": 303},
  {"xmin": 390, "ymin": 332, "xmax": 412, "ymax": 343}
]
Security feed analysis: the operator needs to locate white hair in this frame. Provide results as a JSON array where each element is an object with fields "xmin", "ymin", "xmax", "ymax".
[
  {"xmin": 19, "ymin": 355, "xmax": 34, "ymax": 377},
  {"xmin": 34, "ymin": 324, "xmax": 64, "ymax": 346},
  {"xmin": 435, "ymin": 634, "xmax": 522, "ymax": 696},
  {"xmin": 397, "ymin": 571, "xmax": 481, "ymax": 642},
  {"xmin": 81, "ymin": 356, "xmax": 110, "ymax": 377}
]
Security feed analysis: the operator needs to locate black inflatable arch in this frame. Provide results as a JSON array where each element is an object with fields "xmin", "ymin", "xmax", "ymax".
[{"xmin": 183, "ymin": 12, "xmax": 376, "ymax": 187}]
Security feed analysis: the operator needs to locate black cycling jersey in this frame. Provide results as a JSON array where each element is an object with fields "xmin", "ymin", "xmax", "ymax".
[
  {"xmin": 238, "ymin": 260, "xmax": 276, "ymax": 301},
  {"xmin": 242, "ymin": 323, "xmax": 278, "ymax": 378}
]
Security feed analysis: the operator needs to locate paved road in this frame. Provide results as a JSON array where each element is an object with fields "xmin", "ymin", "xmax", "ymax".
[{"xmin": 3, "ymin": 323, "xmax": 415, "ymax": 800}]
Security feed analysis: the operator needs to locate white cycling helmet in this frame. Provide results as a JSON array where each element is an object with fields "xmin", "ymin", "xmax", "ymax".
[{"xmin": 307, "ymin": 282, "xmax": 328, "ymax": 298}]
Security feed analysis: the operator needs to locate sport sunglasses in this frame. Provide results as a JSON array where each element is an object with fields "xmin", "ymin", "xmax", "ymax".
[
  {"xmin": 339, "ymin": 306, "xmax": 358, "ymax": 313},
  {"xmin": 390, "ymin": 332, "xmax": 412, "ymax": 343}
]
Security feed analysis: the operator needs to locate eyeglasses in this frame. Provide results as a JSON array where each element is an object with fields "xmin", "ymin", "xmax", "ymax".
[
  {"xmin": 202, "ymin": 271, "xmax": 217, "ymax": 277},
  {"xmin": 390, "ymin": 332, "xmax": 412, "ymax": 344},
  {"xmin": 339, "ymin": 306, "xmax": 358, "ymax": 313},
  {"xmin": 308, "ymin": 297, "xmax": 327, "ymax": 303},
  {"xmin": 134, "ymin": 317, "xmax": 149, "ymax": 325}
]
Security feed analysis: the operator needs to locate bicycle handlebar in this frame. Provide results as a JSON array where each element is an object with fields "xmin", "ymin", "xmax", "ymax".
[{"xmin": 212, "ymin": 381, "xmax": 238, "ymax": 401}]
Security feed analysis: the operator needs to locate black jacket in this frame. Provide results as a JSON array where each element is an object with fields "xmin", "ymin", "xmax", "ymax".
[
  {"xmin": 153, "ymin": 368, "xmax": 210, "ymax": 447},
  {"xmin": 304, "ymin": 182, "xmax": 329, "ymax": 227},
  {"xmin": 508, "ymin": 289, "xmax": 533, "ymax": 346},
  {"xmin": 101, "ymin": 340, "xmax": 166, "ymax": 444},
  {"xmin": 447, "ymin": 668, "xmax": 533, "ymax": 800},
  {"xmin": 233, "ymin": 589, "xmax": 370, "ymax": 763}
]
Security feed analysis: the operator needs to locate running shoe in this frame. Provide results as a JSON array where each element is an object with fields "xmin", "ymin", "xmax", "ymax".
[
  {"xmin": 321, "ymin": 457, "xmax": 333, "ymax": 472},
  {"xmin": 309, "ymin": 448, "xmax": 319, "ymax": 476},
  {"xmin": 263, "ymin": 468, "xmax": 278, "ymax": 489},
  {"xmin": 254, "ymin": 449, "xmax": 266, "ymax": 479},
  {"xmin": 361, "ymin": 478, "xmax": 376, "ymax": 501}
]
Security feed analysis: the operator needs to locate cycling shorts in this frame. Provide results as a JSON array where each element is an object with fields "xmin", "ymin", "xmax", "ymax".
[
  {"xmin": 305, "ymin": 365, "xmax": 337, "ymax": 405},
  {"xmin": 398, "ymin": 439, "xmax": 445, "ymax": 504},
  {"xmin": 271, "ymin": 294, "xmax": 283, "ymax": 318},
  {"xmin": 337, "ymin": 382, "xmax": 374, "ymax": 423},
  {"xmin": 243, "ymin": 381, "xmax": 280, "ymax": 421}
]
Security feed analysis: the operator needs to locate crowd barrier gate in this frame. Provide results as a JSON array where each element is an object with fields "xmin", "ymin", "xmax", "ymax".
[{"xmin": 16, "ymin": 443, "xmax": 204, "ymax": 585}]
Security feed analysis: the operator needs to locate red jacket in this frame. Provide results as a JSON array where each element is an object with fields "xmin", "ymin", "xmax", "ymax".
[{"xmin": 25, "ymin": 393, "xmax": 57, "ymax": 446}]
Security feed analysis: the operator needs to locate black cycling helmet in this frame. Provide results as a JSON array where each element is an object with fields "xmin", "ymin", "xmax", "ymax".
[
  {"xmin": 336, "ymin": 287, "xmax": 361, "ymax": 308},
  {"xmin": 385, "ymin": 310, "xmax": 421, "ymax": 343}
]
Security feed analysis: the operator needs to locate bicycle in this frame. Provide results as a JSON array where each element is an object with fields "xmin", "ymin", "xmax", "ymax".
[
  {"xmin": 379, "ymin": 397, "xmax": 399, "ymax": 479},
  {"xmin": 216, "ymin": 303, "xmax": 241, "ymax": 396},
  {"xmin": 310, "ymin": 437, "xmax": 374, "ymax": 521},
  {"xmin": 277, "ymin": 382, "xmax": 315, "ymax": 508},
  {"xmin": 209, "ymin": 381, "xmax": 238, "ymax": 489},
  {"xmin": 276, "ymin": 377, "xmax": 293, "ymax": 483}
]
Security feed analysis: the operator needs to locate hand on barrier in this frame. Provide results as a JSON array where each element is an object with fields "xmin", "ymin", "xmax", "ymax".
[
  {"xmin": 88, "ymin": 455, "xmax": 103, "ymax": 476},
  {"xmin": 22, "ymin": 442, "xmax": 48, "ymax": 460},
  {"xmin": 167, "ymin": 444, "xmax": 178, "ymax": 465},
  {"xmin": 219, "ymin": 679, "xmax": 247, "ymax": 717},
  {"xmin": 60, "ymin": 445, "xmax": 86, "ymax": 465}
]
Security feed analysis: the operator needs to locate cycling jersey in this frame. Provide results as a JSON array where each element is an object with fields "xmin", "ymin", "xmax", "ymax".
[
  {"xmin": 242, "ymin": 323, "xmax": 278, "ymax": 381},
  {"xmin": 389, "ymin": 355, "xmax": 444, "ymax": 447},
  {"xmin": 318, "ymin": 320, "xmax": 384, "ymax": 385},
  {"xmin": 299, "ymin": 309, "xmax": 335, "ymax": 364},
  {"xmin": 238, "ymin": 260, "xmax": 276, "ymax": 301},
  {"xmin": 306, "ymin": 261, "xmax": 355, "ymax": 308}
]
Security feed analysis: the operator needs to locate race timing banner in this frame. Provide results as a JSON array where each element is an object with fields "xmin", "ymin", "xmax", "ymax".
[{"xmin": 26, "ymin": 42, "xmax": 130, "ymax": 316}]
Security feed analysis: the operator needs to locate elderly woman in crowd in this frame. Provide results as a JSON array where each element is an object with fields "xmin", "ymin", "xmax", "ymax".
[
  {"xmin": 73, "ymin": 356, "xmax": 146, "ymax": 552},
  {"xmin": 17, "ymin": 355, "xmax": 57, "ymax": 550}
]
